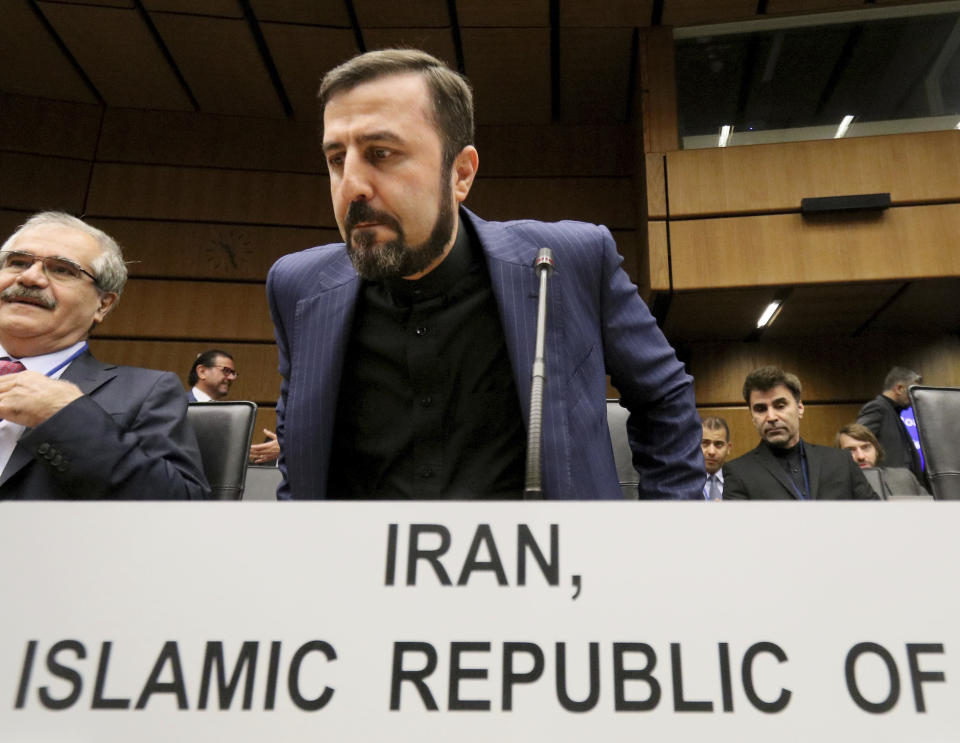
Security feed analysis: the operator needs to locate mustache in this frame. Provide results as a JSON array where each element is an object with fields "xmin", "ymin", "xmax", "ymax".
[
  {"xmin": 0, "ymin": 284, "xmax": 56, "ymax": 309},
  {"xmin": 344, "ymin": 201, "xmax": 402, "ymax": 235}
]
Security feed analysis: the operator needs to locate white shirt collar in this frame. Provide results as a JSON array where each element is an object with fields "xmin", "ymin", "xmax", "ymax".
[
  {"xmin": 0, "ymin": 340, "xmax": 87, "ymax": 379},
  {"xmin": 191, "ymin": 386, "xmax": 214, "ymax": 402}
]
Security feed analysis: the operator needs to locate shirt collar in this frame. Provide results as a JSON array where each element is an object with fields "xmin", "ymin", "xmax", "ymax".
[
  {"xmin": 0, "ymin": 340, "xmax": 86, "ymax": 377},
  {"xmin": 191, "ymin": 386, "xmax": 214, "ymax": 402},
  {"xmin": 381, "ymin": 220, "xmax": 474, "ymax": 305}
]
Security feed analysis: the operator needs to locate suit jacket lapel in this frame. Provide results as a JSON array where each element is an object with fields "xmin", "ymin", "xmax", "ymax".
[
  {"xmin": 290, "ymin": 271, "xmax": 360, "ymax": 498},
  {"xmin": 464, "ymin": 209, "xmax": 540, "ymax": 419},
  {"xmin": 754, "ymin": 443, "xmax": 802, "ymax": 500},
  {"xmin": 0, "ymin": 351, "xmax": 114, "ymax": 487}
]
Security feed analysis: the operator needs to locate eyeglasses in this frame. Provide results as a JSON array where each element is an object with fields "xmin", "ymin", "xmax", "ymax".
[
  {"xmin": 209, "ymin": 365, "xmax": 238, "ymax": 379},
  {"xmin": 0, "ymin": 250, "xmax": 99, "ymax": 285}
]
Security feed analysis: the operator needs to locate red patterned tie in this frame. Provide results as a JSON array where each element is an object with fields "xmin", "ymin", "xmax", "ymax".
[{"xmin": 0, "ymin": 358, "xmax": 25, "ymax": 375}]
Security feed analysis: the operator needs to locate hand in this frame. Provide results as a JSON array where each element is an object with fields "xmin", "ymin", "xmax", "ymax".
[
  {"xmin": 0, "ymin": 371, "xmax": 83, "ymax": 427},
  {"xmin": 249, "ymin": 428, "xmax": 280, "ymax": 464}
]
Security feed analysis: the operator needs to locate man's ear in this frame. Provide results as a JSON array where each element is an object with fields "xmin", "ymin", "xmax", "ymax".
[
  {"xmin": 452, "ymin": 145, "xmax": 479, "ymax": 203},
  {"xmin": 797, "ymin": 400, "xmax": 805, "ymax": 418},
  {"xmin": 93, "ymin": 292, "xmax": 118, "ymax": 324}
]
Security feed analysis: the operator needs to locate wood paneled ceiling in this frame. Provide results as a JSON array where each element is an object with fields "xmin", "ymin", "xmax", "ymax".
[{"xmin": 0, "ymin": 0, "xmax": 942, "ymax": 124}]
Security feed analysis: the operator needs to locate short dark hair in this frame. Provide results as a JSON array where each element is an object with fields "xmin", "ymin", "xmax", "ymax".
[
  {"xmin": 836, "ymin": 422, "xmax": 885, "ymax": 465},
  {"xmin": 189, "ymin": 349, "xmax": 233, "ymax": 387},
  {"xmin": 701, "ymin": 416, "xmax": 730, "ymax": 441},
  {"xmin": 883, "ymin": 366, "xmax": 921, "ymax": 392},
  {"xmin": 318, "ymin": 48, "xmax": 474, "ymax": 168},
  {"xmin": 742, "ymin": 366, "xmax": 802, "ymax": 403}
]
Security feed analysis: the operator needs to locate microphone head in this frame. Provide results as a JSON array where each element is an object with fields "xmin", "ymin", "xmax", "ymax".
[{"xmin": 534, "ymin": 247, "xmax": 555, "ymax": 275}]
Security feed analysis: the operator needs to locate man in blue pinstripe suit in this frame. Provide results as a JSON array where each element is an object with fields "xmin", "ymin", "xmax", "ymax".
[{"xmin": 266, "ymin": 49, "xmax": 703, "ymax": 500}]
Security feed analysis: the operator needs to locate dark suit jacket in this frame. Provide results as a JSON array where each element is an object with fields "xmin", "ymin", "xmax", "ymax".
[
  {"xmin": 723, "ymin": 440, "xmax": 878, "ymax": 500},
  {"xmin": 266, "ymin": 208, "xmax": 704, "ymax": 500},
  {"xmin": 0, "ymin": 351, "xmax": 209, "ymax": 500},
  {"xmin": 856, "ymin": 394, "xmax": 923, "ymax": 479}
]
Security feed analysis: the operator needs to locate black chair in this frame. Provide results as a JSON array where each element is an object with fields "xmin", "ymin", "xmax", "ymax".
[
  {"xmin": 244, "ymin": 464, "xmax": 282, "ymax": 501},
  {"xmin": 908, "ymin": 385, "xmax": 960, "ymax": 500},
  {"xmin": 187, "ymin": 402, "xmax": 257, "ymax": 500},
  {"xmin": 606, "ymin": 400, "xmax": 639, "ymax": 499}
]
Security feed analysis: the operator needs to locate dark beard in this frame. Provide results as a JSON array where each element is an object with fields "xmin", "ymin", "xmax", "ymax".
[{"xmin": 344, "ymin": 193, "xmax": 455, "ymax": 281}]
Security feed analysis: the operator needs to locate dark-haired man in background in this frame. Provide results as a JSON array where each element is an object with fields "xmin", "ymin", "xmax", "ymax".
[
  {"xmin": 856, "ymin": 366, "xmax": 924, "ymax": 482},
  {"xmin": 267, "ymin": 49, "xmax": 703, "ymax": 500},
  {"xmin": 836, "ymin": 422, "xmax": 928, "ymax": 498},
  {"xmin": 701, "ymin": 416, "xmax": 732, "ymax": 500},
  {"xmin": 187, "ymin": 349, "xmax": 279, "ymax": 464},
  {"xmin": 723, "ymin": 366, "xmax": 876, "ymax": 500}
]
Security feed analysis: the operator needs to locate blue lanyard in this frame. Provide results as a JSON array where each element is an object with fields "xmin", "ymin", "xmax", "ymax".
[{"xmin": 15, "ymin": 342, "xmax": 88, "ymax": 378}]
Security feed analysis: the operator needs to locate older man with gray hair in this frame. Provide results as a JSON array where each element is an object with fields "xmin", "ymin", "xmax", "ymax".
[{"xmin": 0, "ymin": 212, "xmax": 208, "ymax": 499}]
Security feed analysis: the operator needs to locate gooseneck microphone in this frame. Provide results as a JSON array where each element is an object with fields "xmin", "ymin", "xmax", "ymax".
[{"xmin": 524, "ymin": 248, "xmax": 556, "ymax": 499}]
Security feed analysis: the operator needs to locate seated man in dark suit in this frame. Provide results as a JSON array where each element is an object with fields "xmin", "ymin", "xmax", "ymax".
[
  {"xmin": 836, "ymin": 423, "xmax": 929, "ymax": 499},
  {"xmin": 0, "ymin": 212, "xmax": 209, "ymax": 499},
  {"xmin": 856, "ymin": 366, "xmax": 924, "ymax": 481},
  {"xmin": 723, "ymin": 366, "xmax": 876, "ymax": 500}
]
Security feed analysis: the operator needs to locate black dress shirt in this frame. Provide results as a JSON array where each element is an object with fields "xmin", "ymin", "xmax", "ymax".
[{"xmin": 327, "ymin": 221, "xmax": 526, "ymax": 499}]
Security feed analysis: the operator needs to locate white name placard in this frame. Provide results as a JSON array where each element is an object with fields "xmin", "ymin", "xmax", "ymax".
[{"xmin": 1, "ymin": 501, "xmax": 956, "ymax": 742}]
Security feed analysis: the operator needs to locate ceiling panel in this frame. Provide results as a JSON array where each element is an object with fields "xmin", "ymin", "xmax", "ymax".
[
  {"xmin": 150, "ymin": 12, "xmax": 285, "ymax": 117},
  {"xmin": 662, "ymin": 0, "xmax": 761, "ymax": 26},
  {"xmin": 263, "ymin": 24, "xmax": 358, "ymax": 121},
  {"xmin": 457, "ymin": 0, "xmax": 549, "ymax": 27},
  {"xmin": 249, "ymin": 0, "xmax": 351, "ymax": 25},
  {"xmin": 40, "ymin": 3, "xmax": 193, "ymax": 110},
  {"xmin": 868, "ymin": 278, "xmax": 960, "ymax": 334},
  {"xmin": 352, "ymin": 0, "xmax": 449, "ymax": 28},
  {"xmin": 561, "ymin": 0, "xmax": 655, "ymax": 26},
  {"xmin": 461, "ymin": 28, "xmax": 552, "ymax": 125},
  {"xmin": 558, "ymin": 27, "xmax": 634, "ymax": 124},
  {"xmin": 363, "ymin": 28, "xmax": 457, "ymax": 67},
  {"xmin": 142, "ymin": 0, "xmax": 243, "ymax": 17},
  {"xmin": 766, "ymin": 0, "xmax": 867, "ymax": 14},
  {"xmin": 53, "ymin": 0, "xmax": 134, "ymax": 6},
  {"xmin": 763, "ymin": 282, "xmax": 904, "ymax": 339},
  {"xmin": 664, "ymin": 287, "xmax": 776, "ymax": 341},
  {"xmin": 0, "ymin": 1, "xmax": 97, "ymax": 103}
]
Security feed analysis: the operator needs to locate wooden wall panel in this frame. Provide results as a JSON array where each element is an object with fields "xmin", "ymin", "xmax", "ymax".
[
  {"xmin": 476, "ymin": 125, "xmax": 632, "ymax": 177},
  {"xmin": 468, "ymin": 177, "xmax": 636, "ymax": 228},
  {"xmin": 688, "ymin": 335, "xmax": 960, "ymax": 406},
  {"xmin": 669, "ymin": 204, "xmax": 960, "ymax": 289},
  {"xmin": 97, "ymin": 280, "xmax": 274, "ymax": 341},
  {"xmin": 666, "ymin": 131, "xmax": 960, "ymax": 217},
  {"xmin": 0, "ymin": 153, "xmax": 91, "ymax": 213},
  {"xmin": 645, "ymin": 152, "xmax": 666, "ymax": 218},
  {"xmin": 559, "ymin": 28, "xmax": 634, "ymax": 124},
  {"xmin": 0, "ymin": 94, "xmax": 101, "ymax": 159},
  {"xmin": 461, "ymin": 28, "xmax": 551, "ymax": 125},
  {"xmin": 638, "ymin": 27, "xmax": 678, "ymax": 154},
  {"xmin": 88, "ymin": 339, "xmax": 281, "ymax": 403},
  {"xmin": 647, "ymin": 220, "xmax": 671, "ymax": 292},
  {"xmin": 85, "ymin": 164, "xmax": 332, "ymax": 225},
  {"xmin": 697, "ymin": 404, "xmax": 862, "ymax": 450},
  {"xmin": 98, "ymin": 108, "xmax": 324, "ymax": 172},
  {"xmin": 662, "ymin": 0, "xmax": 759, "ymax": 26},
  {"xmin": 89, "ymin": 218, "xmax": 336, "ymax": 280}
]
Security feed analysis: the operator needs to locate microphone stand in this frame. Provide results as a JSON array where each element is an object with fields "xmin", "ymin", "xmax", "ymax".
[{"xmin": 524, "ymin": 248, "xmax": 555, "ymax": 499}]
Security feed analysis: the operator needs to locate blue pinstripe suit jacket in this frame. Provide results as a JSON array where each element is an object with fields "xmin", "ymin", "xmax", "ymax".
[{"xmin": 266, "ymin": 208, "xmax": 704, "ymax": 500}]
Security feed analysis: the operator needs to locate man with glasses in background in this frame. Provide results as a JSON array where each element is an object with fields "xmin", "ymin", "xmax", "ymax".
[
  {"xmin": 187, "ymin": 349, "xmax": 280, "ymax": 464},
  {"xmin": 0, "ymin": 211, "xmax": 208, "ymax": 499}
]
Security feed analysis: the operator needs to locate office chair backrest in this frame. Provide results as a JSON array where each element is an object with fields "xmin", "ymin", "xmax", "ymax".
[
  {"xmin": 606, "ymin": 400, "xmax": 639, "ymax": 499},
  {"xmin": 908, "ymin": 385, "xmax": 960, "ymax": 500},
  {"xmin": 187, "ymin": 401, "xmax": 257, "ymax": 500}
]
